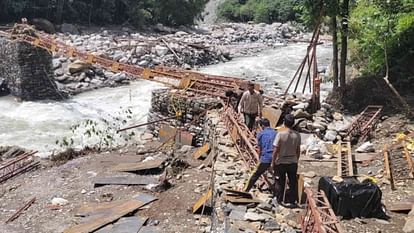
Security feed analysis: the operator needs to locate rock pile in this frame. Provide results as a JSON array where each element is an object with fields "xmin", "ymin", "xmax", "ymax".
[
  {"xmin": 147, "ymin": 89, "xmax": 221, "ymax": 146},
  {"xmin": 263, "ymin": 93, "xmax": 353, "ymax": 143},
  {"xmin": 0, "ymin": 39, "xmax": 65, "ymax": 100},
  {"xmin": 52, "ymin": 58, "xmax": 130, "ymax": 95}
]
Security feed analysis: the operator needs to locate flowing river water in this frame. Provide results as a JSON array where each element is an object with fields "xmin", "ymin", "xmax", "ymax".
[{"xmin": 0, "ymin": 43, "xmax": 332, "ymax": 157}]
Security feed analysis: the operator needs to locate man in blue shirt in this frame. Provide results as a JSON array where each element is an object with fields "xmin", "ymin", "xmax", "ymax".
[{"xmin": 243, "ymin": 118, "xmax": 277, "ymax": 192}]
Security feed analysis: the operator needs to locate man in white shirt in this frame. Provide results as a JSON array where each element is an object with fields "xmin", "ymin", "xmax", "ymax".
[{"xmin": 239, "ymin": 83, "xmax": 263, "ymax": 131}]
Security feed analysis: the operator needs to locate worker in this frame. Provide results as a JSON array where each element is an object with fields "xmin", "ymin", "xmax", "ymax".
[
  {"xmin": 243, "ymin": 118, "xmax": 277, "ymax": 192},
  {"xmin": 272, "ymin": 114, "xmax": 301, "ymax": 207},
  {"xmin": 239, "ymin": 82, "xmax": 263, "ymax": 131}
]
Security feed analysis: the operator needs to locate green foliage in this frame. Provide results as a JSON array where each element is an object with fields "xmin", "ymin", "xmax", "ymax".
[
  {"xmin": 349, "ymin": 0, "xmax": 414, "ymax": 92},
  {"xmin": 56, "ymin": 108, "xmax": 138, "ymax": 151},
  {"xmin": 0, "ymin": 0, "xmax": 206, "ymax": 27},
  {"xmin": 218, "ymin": 0, "xmax": 297, "ymax": 23}
]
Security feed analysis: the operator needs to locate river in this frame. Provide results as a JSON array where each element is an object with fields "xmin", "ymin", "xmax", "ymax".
[{"xmin": 0, "ymin": 43, "xmax": 332, "ymax": 157}]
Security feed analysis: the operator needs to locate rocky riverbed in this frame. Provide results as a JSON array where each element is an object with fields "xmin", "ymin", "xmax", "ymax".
[{"xmin": 47, "ymin": 22, "xmax": 305, "ymax": 95}]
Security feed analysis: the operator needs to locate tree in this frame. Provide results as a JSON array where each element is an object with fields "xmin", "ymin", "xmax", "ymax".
[
  {"xmin": 339, "ymin": 0, "xmax": 349, "ymax": 89},
  {"xmin": 327, "ymin": 0, "xmax": 339, "ymax": 89}
]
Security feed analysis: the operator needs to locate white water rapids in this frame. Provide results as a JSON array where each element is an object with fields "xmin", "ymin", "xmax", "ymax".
[{"xmin": 0, "ymin": 43, "xmax": 332, "ymax": 157}]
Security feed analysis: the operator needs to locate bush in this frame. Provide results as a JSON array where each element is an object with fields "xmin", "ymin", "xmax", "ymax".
[
  {"xmin": 218, "ymin": 0, "xmax": 297, "ymax": 23},
  {"xmin": 349, "ymin": 0, "xmax": 414, "ymax": 93}
]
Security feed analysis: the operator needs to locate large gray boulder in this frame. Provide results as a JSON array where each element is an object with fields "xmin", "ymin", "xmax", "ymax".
[
  {"xmin": 32, "ymin": 18, "xmax": 56, "ymax": 34},
  {"xmin": 61, "ymin": 23, "xmax": 80, "ymax": 35}
]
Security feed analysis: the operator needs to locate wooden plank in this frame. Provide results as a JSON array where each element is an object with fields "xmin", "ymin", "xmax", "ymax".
[
  {"xmin": 223, "ymin": 188, "xmax": 253, "ymax": 199},
  {"xmin": 230, "ymin": 127, "xmax": 238, "ymax": 142},
  {"xmin": 346, "ymin": 142, "xmax": 354, "ymax": 176},
  {"xmin": 224, "ymin": 195, "xmax": 261, "ymax": 204},
  {"xmin": 403, "ymin": 145, "xmax": 414, "ymax": 177},
  {"xmin": 112, "ymin": 158, "xmax": 165, "ymax": 172},
  {"xmin": 262, "ymin": 107, "xmax": 282, "ymax": 128},
  {"xmin": 388, "ymin": 201, "xmax": 414, "ymax": 213},
  {"xmin": 192, "ymin": 189, "xmax": 212, "ymax": 214},
  {"xmin": 337, "ymin": 142, "xmax": 343, "ymax": 177},
  {"xmin": 383, "ymin": 145, "xmax": 396, "ymax": 190},
  {"xmin": 65, "ymin": 194, "xmax": 156, "ymax": 233},
  {"xmin": 64, "ymin": 200, "xmax": 146, "ymax": 233},
  {"xmin": 297, "ymin": 174, "xmax": 305, "ymax": 204},
  {"xmin": 75, "ymin": 200, "xmax": 125, "ymax": 217},
  {"xmin": 193, "ymin": 143, "xmax": 210, "ymax": 159}
]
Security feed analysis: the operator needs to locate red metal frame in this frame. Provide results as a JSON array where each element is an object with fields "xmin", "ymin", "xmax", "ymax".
[
  {"xmin": 0, "ymin": 151, "xmax": 39, "ymax": 183},
  {"xmin": 301, "ymin": 188, "xmax": 344, "ymax": 233},
  {"xmin": 346, "ymin": 105, "xmax": 383, "ymax": 143}
]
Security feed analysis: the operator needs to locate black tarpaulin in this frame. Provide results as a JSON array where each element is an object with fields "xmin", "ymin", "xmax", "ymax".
[{"xmin": 318, "ymin": 176, "xmax": 388, "ymax": 219}]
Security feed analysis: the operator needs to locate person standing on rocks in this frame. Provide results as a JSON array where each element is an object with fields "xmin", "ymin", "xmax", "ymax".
[
  {"xmin": 239, "ymin": 83, "xmax": 263, "ymax": 131},
  {"xmin": 272, "ymin": 114, "xmax": 301, "ymax": 206},
  {"xmin": 243, "ymin": 118, "xmax": 277, "ymax": 192}
]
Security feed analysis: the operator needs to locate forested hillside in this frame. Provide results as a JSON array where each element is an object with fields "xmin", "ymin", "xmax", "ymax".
[{"xmin": 0, "ymin": 0, "xmax": 206, "ymax": 27}]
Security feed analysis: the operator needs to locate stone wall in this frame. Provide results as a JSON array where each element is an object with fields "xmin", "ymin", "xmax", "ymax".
[
  {"xmin": 147, "ymin": 88, "xmax": 221, "ymax": 146},
  {"xmin": 0, "ymin": 38, "xmax": 65, "ymax": 101}
]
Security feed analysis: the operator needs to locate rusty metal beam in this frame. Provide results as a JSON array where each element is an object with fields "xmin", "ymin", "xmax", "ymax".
[
  {"xmin": 0, "ymin": 151, "xmax": 39, "ymax": 183},
  {"xmin": 301, "ymin": 188, "xmax": 344, "ymax": 233},
  {"xmin": 346, "ymin": 106, "xmax": 383, "ymax": 144},
  {"xmin": 116, "ymin": 116, "xmax": 176, "ymax": 133},
  {"xmin": 5, "ymin": 197, "xmax": 36, "ymax": 223},
  {"xmin": 4, "ymin": 24, "xmax": 255, "ymax": 100},
  {"xmin": 383, "ymin": 144, "xmax": 396, "ymax": 190}
]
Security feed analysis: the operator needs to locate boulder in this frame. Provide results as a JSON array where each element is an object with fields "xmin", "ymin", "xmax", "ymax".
[
  {"xmin": 138, "ymin": 60, "xmax": 149, "ymax": 66},
  {"xmin": 155, "ymin": 45, "xmax": 169, "ymax": 57},
  {"xmin": 356, "ymin": 142, "xmax": 375, "ymax": 153},
  {"xmin": 68, "ymin": 60, "xmax": 91, "ymax": 74},
  {"xmin": 51, "ymin": 197, "xmax": 69, "ymax": 206},
  {"xmin": 244, "ymin": 212, "xmax": 266, "ymax": 221},
  {"xmin": 324, "ymin": 130, "xmax": 338, "ymax": 141},
  {"xmin": 293, "ymin": 109, "xmax": 312, "ymax": 119},
  {"xmin": 333, "ymin": 112, "xmax": 343, "ymax": 121},
  {"xmin": 54, "ymin": 75, "xmax": 68, "ymax": 82},
  {"xmin": 112, "ymin": 51, "xmax": 125, "ymax": 61},
  {"xmin": 135, "ymin": 46, "xmax": 146, "ymax": 56},
  {"xmin": 32, "ymin": 18, "xmax": 55, "ymax": 34},
  {"xmin": 312, "ymin": 122, "xmax": 326, "ymax": 131},
  {"xmin": 61, "ymin": 23, "xmax": 80, "ymax": 35},
  {"xmin": 292, "ymin": 102, "xmax": 309, "ymax": 110},
  {"xmin": 110, "ymin": 73, "xmax": 127, "ymax": 82},
  {"xmin": 52, "ymin": 59, "xmax": 62, "ymax": 69}
]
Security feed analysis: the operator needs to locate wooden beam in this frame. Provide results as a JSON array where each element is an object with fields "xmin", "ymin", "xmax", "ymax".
[{"xmin": 383, "ymin": 145, "xmax": 396, "ymax": 190}]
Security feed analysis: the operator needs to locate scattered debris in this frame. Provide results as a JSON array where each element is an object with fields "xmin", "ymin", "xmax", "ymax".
[
  {"xmin": 5, "ymin": 197, "xmax": 36, "ymax": 223},
  {"xmin": 64, "ymin": 193, "xmax": 156, "ymax": 233}
]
